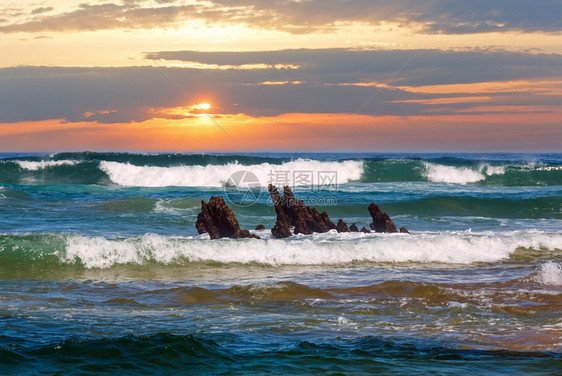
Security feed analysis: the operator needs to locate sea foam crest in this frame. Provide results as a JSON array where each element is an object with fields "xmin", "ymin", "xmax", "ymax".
[
  {"xmin": 15, "ymin": 160, "xmax": 79, "ymax": 171},
  {"xmin": 99, "ymin": 159, "xmax": 364, "ymax": 187},
  {"xmin": 534, "ymin": 261, "xmax": 562, "ymax": 286},
  {"xmin": 62, "ymin": 231, "xmax": 562, "ymax": 268},
  {"xmin": 422, "ymin": 162, "xmax": 505, "ymax": 184}
]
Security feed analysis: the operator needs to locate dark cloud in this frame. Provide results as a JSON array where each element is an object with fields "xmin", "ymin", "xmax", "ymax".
[
  {"xmin": 31, "ymin": 7, "xmax": 54, "ymax": 15},
  {"xmin": 148, "ymin": 48, "xmax": 562, "ymax": 86},
  {"xmin": 1, "ymin": 49, "xmax": 561, "ymax": 123},
  {"xmin": 1, "ymin": 0, "xmax": 561, "ymax": 34}
]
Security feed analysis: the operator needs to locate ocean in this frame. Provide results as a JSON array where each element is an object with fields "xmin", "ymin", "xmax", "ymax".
[{"xmin": 0, "ymin": 152, "xmax": 561, "ymax": 375}]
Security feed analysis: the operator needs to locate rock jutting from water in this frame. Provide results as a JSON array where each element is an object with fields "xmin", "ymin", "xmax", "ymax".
[
  {"xmin": 196, "ymin": 196, "xmax": 260, "ymax": 239},
  {"xmin": 268, "ymin": 184, "xmax": 338, "ymax": 238},
  {"xmin": 195, "ymin": 188, "xmax": 408, "ymax": 239},
  {"xmin": 368, "ymin": 203, "xmax": 400, "ymax": 233}
]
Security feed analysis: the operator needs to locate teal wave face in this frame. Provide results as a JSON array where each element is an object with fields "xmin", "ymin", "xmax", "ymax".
[{"xmin": 360, "ymin": 159, "xmax": 562, "ymax": 186}]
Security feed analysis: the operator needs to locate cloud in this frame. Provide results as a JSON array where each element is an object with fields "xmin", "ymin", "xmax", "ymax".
[
  {"xmin": 0, "ymin": 2, "xmax": 198, "ymax": 33},
  {"xmin": 1, "ymin": 48, "xmax": 561, "ymax": 123},
  {"xmin": 31, "ymin": 7, "xmax": 54, "ymax": 15},
  {"xmin": 1, "ymin": 0, "xmax": 561, "ymax": 34}
]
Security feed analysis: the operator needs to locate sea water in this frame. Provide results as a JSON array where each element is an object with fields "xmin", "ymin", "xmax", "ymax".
[{"xmin": 1, "ymin": 152, "xmax": 561, "ymax": 375}]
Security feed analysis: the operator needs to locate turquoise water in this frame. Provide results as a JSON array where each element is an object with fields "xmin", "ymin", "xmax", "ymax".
[{"xmin": 1, "ymin": 152, "xmax": 561, "ymax": 375}]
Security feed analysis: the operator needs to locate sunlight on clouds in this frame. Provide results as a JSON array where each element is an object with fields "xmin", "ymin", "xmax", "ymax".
[{"xmin": 395, "ymin": 79, "xmax": 562, "ymax": 95}]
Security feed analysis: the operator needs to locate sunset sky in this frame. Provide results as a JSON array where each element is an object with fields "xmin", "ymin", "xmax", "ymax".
[{"xmin": 1, "ymin": 0, "xmax": 561, "ymax": 152}]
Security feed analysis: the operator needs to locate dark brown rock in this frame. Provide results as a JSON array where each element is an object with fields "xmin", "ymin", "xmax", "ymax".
[
  {"xmin": 368, "ymin": 203, "xmax": 398, "ymax": 233},
  {"xmin": 255, "ymin": 224, "xmax": 266, "ymax": 231},
  {"xmin": 360, "ymin": 226, "xmax": 371, "ymax": 233},
  {"xmin": 349, "ymin": 223, "xmax": 359, "ymax": 232},
  {"xmin": 320, "ymin": 211, "xmax": 338, "ymax": 231},
  {"xmin": 195, "ymin": 196, "xmax": 260, "ymax": 239},
  {"xmin": 307, "ymin": 207, "xmax": 334, "ymax": 233},
  {"xmin": 336, "ymin": 219, "xmax": 349, "ymax": 232},
  {"xmin": 399, "ymin": 227, "xmax": 410, "ymax": 234},
  {"xmin": 268, "ymin": 184, "xmax": 292, "ymax": 226},
  {"xmin": 271, "ymin": 220, "xmax": 291, "ymax": 238},
  {"xmin": 268, "ymin": 184, "xmax": 338, "ymax": 237}
]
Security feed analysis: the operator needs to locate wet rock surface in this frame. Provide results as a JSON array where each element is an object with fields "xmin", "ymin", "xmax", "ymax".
[
  {"xmin": 368, "ymin": 203, "xmax": 398, "ymax": 233},
  {"xmin": 196, "ymin": 196, "xmax": 260, "ymax": 239},
  {"xmin": 196, "ymin": 189, "xmax": 408, "ymax": 239}
]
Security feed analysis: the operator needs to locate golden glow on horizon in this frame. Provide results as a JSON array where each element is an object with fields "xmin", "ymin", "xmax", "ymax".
[{"xmin": 2, "ymin": 109, "xmax": 561, "ymax": 152}]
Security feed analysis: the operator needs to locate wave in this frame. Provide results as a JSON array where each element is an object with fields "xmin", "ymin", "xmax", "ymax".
[
  {"xmin": 99, "ymin": 159, "xmax": 363, "ymax": 187},
  {"xmin": 14, "ymin": 160, "xmax": 79, "ymax": 171},
  {"xmin": 362, "ymin": 158, "xmax": 562, "ymax": 186},
  {"xmin": 4, "ymin": 333, "xmax": 559, "ymax": 376},
  {"xmin": 421, "ymin": 162, "xmax": 505, "ymax": 184},
  {"xmin": 1, "ymin": 231, "xmax": 560, "ymax": 271},
  {"xmin": 534, "ymin": 261, "xmax": 562, "ymax": 286},
  {"xmin": 0, "ymin": 152, "xmax": 561, "ymax": 187}
]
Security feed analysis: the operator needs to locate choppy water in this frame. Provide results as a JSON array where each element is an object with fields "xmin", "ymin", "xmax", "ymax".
[{"xmin": 1, "ymin": 152, "xmax": 561, "ymax": 375}]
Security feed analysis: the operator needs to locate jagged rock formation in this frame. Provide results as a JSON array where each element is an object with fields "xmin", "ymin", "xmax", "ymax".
[
  {"xmin": 195, "ymin": 191, "xmax": 409, "ymax": 239},
  {"xmin": 271, "ymin": 220, "xmax": 291, "ymax": 238},
  {"xmin": 268, "ymin": 184, "xmax": 338, "ymax": 238},
  {"xmin": 195, "ymin": 196, "xmax": 260, "ymax": 239},
  {"xmin": 368, "ymin": 203, "xmax": 398, "ymax": 233},
  {"xmin": 336, "ymin": 219, "xmax": 349, "ymax": 232}
]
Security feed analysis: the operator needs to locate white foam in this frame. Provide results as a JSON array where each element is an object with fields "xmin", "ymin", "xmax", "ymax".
[
  {"xmin": 153, "ymin": 199, "xmax": 195, "ymax": 215},
  {"xmin": 15, "ymin": 160, "xmax": 79, "ymax": 171},
  {"xmin": 479, "ymin": 164, "xmax": 506, "ymax": 176},
  {"xmin": 422, "ymin": 162, "xmax": 506, "ymax": 185},
  {"xmin": 534, "ymin": 261, "xmax": 562, "ymax": 286},
  {"xmin": 61, "ymin": 231, "xmax": 562, "ymax": 268},
  {"xmin": 99, "ymin": 159, "xmax": 364, "ymax": 187}
]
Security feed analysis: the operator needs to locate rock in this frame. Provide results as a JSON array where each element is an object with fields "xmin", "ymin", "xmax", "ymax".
[
  {"xmin": 349, "ymin": 223, "xmax": 359, "ymax": 232},
  {"xmin": 368, "ymin": 203, "xmax": 398, "ymax": 233},
  {"xmin": 195, "ymin": 196, "xmax": 260, "ymax": 239},
  {"xmin": 307, "ymin": 207, "xmax": 336, "ymax": 232},
  {"xmin": 268, "ymin": 184, "xmax": 292, "ymax": 226},
  {"xmin": 320, "ymin": 211, "xmax": 338, "ymax": 231},
  {"xmin": 255, "ymin": 224, "xmax": 266, "ymax": 230},
  {"xmin": 268, "ymin": 184, "xmax": 338, "ymax": 237},
  {"xmin": 360, "ymin": 226, "xmax": 371, "ymax": 233},
  {"xmin": 336, "ymin": 219, "xmax": 349, "ymax": 232},
  {"xmin": 400, "ymin": 227, "xmax": 410, "ymax": 234},
  {"xmin": 271, "ymin": 220, "xmax": 291, "ymax": 238}
]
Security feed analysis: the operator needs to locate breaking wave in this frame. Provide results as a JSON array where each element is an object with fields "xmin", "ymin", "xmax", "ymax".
[
  {"xmin": 1, "ymin": 152, "xmax": 561, "ymax": 187},
  {"xmin": 1, "ymin": 231, "xmax": 561, "ymax": 270},
  {"xmin": 14, "ymin": 160, "xmax": 80, "ymax": 171},
  {"xmin": 99, "ymin": 159, "xmax": 364, "ymax": 187},
  {"xmin": 421, "ymin": 162, "xmax": 505, "ymax": 184},
  {"xmin": 534, "ymin": 261, "xmax": 562, "ymax": 286}
]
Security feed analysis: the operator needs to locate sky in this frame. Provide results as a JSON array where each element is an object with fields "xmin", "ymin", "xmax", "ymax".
[{"xmin": 1, "ymin": 0, "xmax": 561, "ymax": 152}]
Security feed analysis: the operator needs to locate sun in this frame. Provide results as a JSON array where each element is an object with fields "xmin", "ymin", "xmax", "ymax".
[{"xmin": 199, "ymin": 103, "xmax": 211, "ymax": 110}]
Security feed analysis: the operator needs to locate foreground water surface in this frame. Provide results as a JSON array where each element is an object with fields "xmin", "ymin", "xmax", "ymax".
[{"xmin": 1, "ymin": 152, "xmax": 561, "ymax": 375}]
